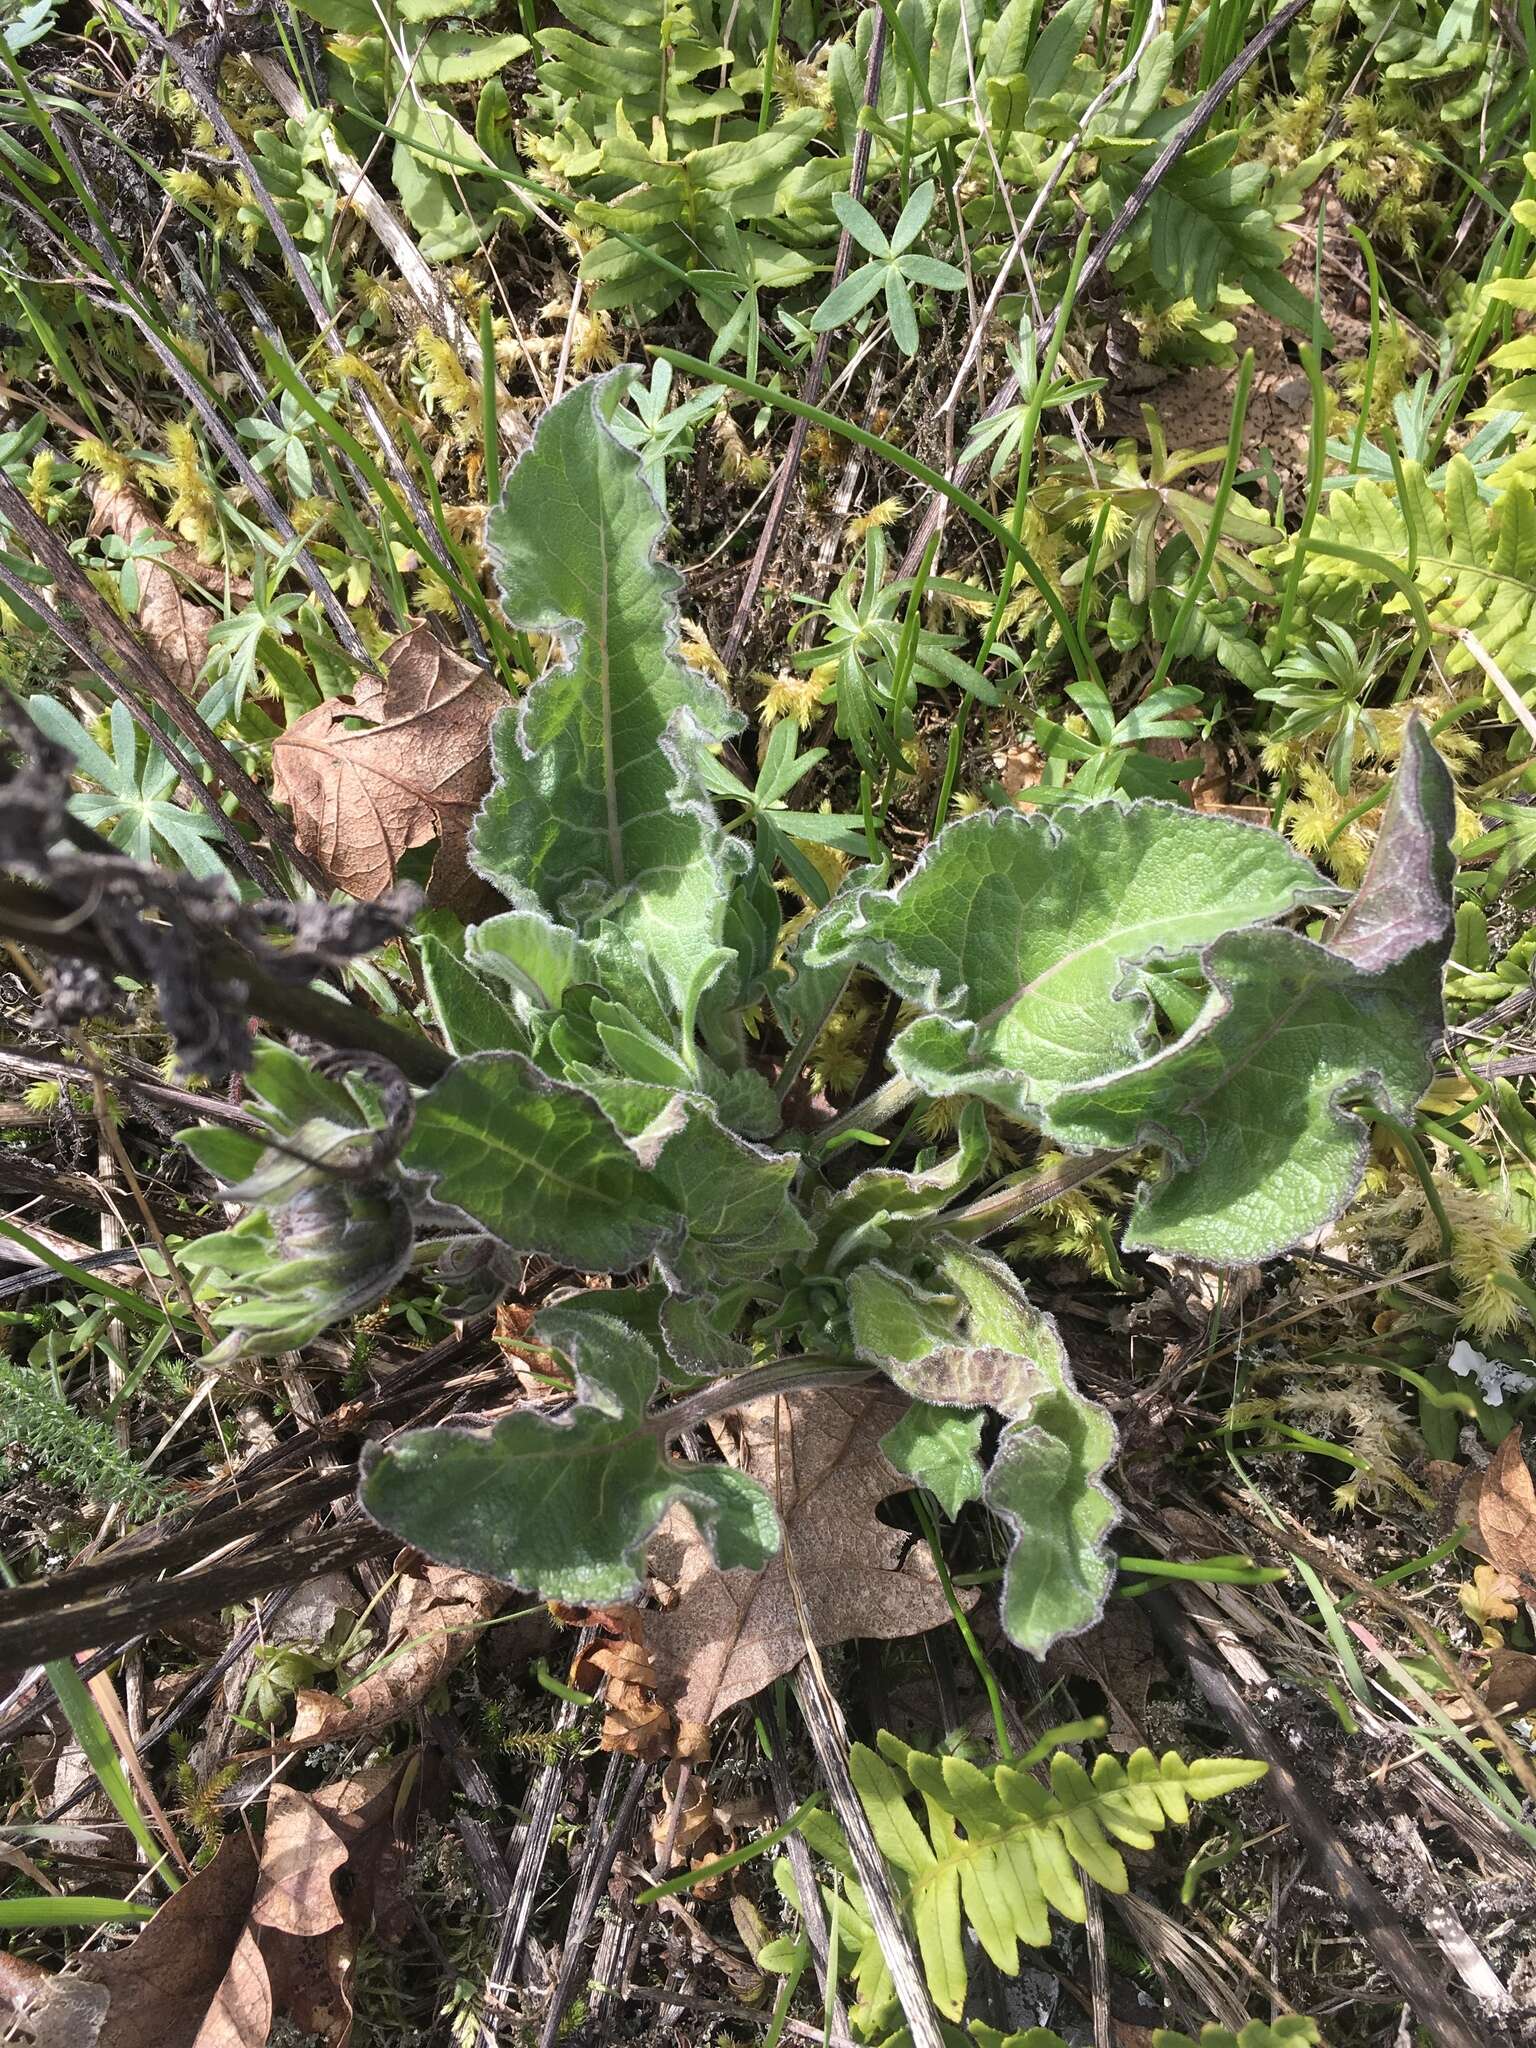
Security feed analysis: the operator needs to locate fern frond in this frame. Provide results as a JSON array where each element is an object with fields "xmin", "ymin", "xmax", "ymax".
[
  {"xmin": 811, "ymin": 1735, "xmax": 1266, "ymax": 2025},
  {"xmin": 1300, "ymin": 455, "xmax": 1536, "ymax": 723},
  {"xmin": 1153, "ymin": 2025, "xmax": 1322, "ymax": 2048}
]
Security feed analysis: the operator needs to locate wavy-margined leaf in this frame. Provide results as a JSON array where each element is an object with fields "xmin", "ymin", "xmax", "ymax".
[
  {"xmin": 1045, "ymin": 722, "xmax": 1455, "ymax": 1262},
  {"xmin": 849, "ymin": 1251, "xmax": 1048, "ymax": 1423},
  {"xmin": 359, "ymin": 1303, "xmax": 780, "ymax": 1602},
  {"xmin": 803, "ymin": 803, "xmax": 1330, "ymax": 1123},
  {"xmin": 576, "ymin": 1075, "xmax": 814, "ymax": 1293},
  {"xmin": 853, "ymin": 1240, "xmax": 1117, "ymax": 1653},
  {"xmin": 985, "ymin": 1386, "xmax": 1119, "ymax": 1659},
  {"xmin": 878, "ymin": 1404, "xmax": 988, "ymax": 1518},
  {"xmin": 400, "ymin": 1051, "xmax": 678, "ymax": 1271},
  {"xmin": 473, "ymin": 375, "xmax": 746, "ymax": 1017},
  {"xmin": 809, "ymin": 1099, "xmax": 991, "ymax": 1273}
]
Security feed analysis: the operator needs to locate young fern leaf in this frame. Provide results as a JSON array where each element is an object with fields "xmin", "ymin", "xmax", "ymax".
[
  {"xmin": 971, "ymin": 2024, "xmax": 1321, "ymax": 2048},
  {"xmin": 1152, "ymin": 2026, "xmax": 1322, "ymax": 2048},
  {"xmin": 1300, "ymin": 452, "xmax": 1536, "ymax": 723},
  {"xmin": 809, "ymin": 1734, "xmax": 1266, "ymax": 2024}
]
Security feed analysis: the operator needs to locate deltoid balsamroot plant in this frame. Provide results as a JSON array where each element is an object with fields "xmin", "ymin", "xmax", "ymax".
[{"xmin": 182, "ymin": 371, "xmax": 1456, "ymax": 1659}]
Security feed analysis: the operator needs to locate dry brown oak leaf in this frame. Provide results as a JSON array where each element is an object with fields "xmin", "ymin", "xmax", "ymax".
[
  {"xmin": 1045, "ymin": 1598, "xmax": 1165, "ymax": 1752},
  {"xmin": 89, "ymin": 480, "xmax": 210, "ymax": 698},
  {"xmin": 643, "ymin": 1387, "xmax": 966, "ymax": 1728},
  {"xmin": 1484, "ymin": 1646, "xmax": 1536, "ymax": 1719},
  {"xmin": 89, "ymin": 482, "xmax": 249, "ymax": 698},
  {"xmin": 289, "ymin": 1562, "xmax": 504, "ymax": 1748},
  {"xmin": 7, "ymin": 1758, "xmax": 413, "ymax": 2048},
  {"xmin": 273, "ymin": 624, "xmax": 502, "ymax": 912},
  {"xmin": 1476, "ymin": 1427, "xmax": 1536, "ymax": 1605}
]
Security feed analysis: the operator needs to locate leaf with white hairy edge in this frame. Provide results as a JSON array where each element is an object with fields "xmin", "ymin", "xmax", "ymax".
[
  {"xmin": 400, "ymin": 1051, "xmax": 679, "ymax": 1271},
  {"xmin": 359, "ymin": 1302, "xmax": 780, "ymax": 1604},
  {"xmin": 848, "ymin": 1259, "xmax": 1046, "ymax": 1421},
  {"xmin": 810, "ymin": 1099, "xmax": 991, "ymax": 1269},
  {"xmin": 473, "ymin": 373, "xmax": 747, "ymax": 1017},
  {"xmin": 986, "ymin": 1388, "xmax": 1119, "ymax": 1660},
  {"xmin": 800, "ymin": 802, "xmax": 1333, "ymax": 1122},
  {"xmin": 576, "ymin": 1075, "xmax": 814, "ymax": 1295},
  {"xmin": 1043, "ymin": 720, "xmax": 1455, "ymax": 1263},
  {"xmin": 852, "ymin": 1239, "xmax": 1117, "ymax": 1652},
  {"xmin": 878, "ymin": 1403, "xmax": 987, "ymax": 1519}
]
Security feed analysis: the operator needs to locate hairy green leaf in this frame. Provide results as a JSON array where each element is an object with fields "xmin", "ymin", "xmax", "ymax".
[
  {"xmin": 360, "ymin": 1302, "xmax": 780, "ymax": 1601},
  {"xmin": 577, "ymin": 1076, "xmax": 814, "ymax": 1293},
  {"xmin": 879, "ymin": 1402, "xmax": 988, "ymax": 1518},
  {"xmin": 806, "ymin": 803, "xmax": 1329, "ymax": 1122},
  {"xmin": 1046, "ymin": 723, "xmax": 1455, "ymax": 1261},
  {"xmin": 401, "ymin": 1051, "xmax": 678, "ymax": 1270},
  {"xmin": 474, "ymin": 376, "xmax": 746, "ymax": 1017},
  {"xmin": 852, "ymin": 1240, "xmax": 1117, "ymax": 1654}
]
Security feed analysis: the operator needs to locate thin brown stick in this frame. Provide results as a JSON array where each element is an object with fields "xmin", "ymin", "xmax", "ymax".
[
  {"xmin": 0, "ymin": 1518, "xmax": 393, "ymax": 1666},
  {"xmin": 1159, "ymin": 1591, "xmax": 1486, "ymax": 2048},
  {"xmin": 0, "ymin": 870, "xmax": 451, "ymax": 1087},
  {"xmin": 86, "ymin": 1059, "xmax": 217, "ymax": 1348},
  {"xmin": 791, "ymin": 1656, "xmax": 946, "ymax": 2048}
]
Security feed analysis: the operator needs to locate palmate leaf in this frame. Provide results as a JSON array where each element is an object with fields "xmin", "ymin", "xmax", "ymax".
[
  {"xmin": 1045, "ymin": 721, "xmax": 1455, "ymax": 1261},
  {"xmin": 474, "ymin": 376, "xmax": 747, "ymax": 1019},
  {"xmin": 851, "ymin": 1241, "xmax": 1117, "ymax": 1654},
  {"xmin": 803, "ymin": 802, "xmax": 1330, "ymax": 1122},
  {"xmin": 820, "ymin": 1734, "xmax": 1266, "ymax": 2024},
  {"xmin": 359, "ymin": 1301, "xmax": 780, "ymax": 1602}
]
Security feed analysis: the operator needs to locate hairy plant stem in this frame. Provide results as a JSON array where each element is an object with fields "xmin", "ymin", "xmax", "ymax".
[
  {"xmin": 653, "ymin": 1356, "xmax": 871, "ymax": 1438},
  {"xmin": 944, "ymin": 1145, "xmax": 1130, "ymax": 1239},
  {"xmin": 0, "ymin": 871, "xmax": 451, "ymax": 1089}
]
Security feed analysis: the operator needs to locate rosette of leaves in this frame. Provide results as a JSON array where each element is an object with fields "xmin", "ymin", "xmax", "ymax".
[
  {"xmin": 520, "ymin": 0, "xmax": 839, "ymax": 334},
  {"xmin": 183, "ymin": 372, "xmax": 1454, "ymax": 1664}
]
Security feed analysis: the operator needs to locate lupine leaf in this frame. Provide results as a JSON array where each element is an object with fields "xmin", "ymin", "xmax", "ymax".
[
  {"xmin": 803, "ymin": 803, "xmax": 1331, "ymax": 1123},
  {"xmin": 474, "ymin": 375, "xmax": 746, "ymax": 1018},
  {"xmin": 359, "ymin": 1303, "xmax": 780, "ymax": 1602}
]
